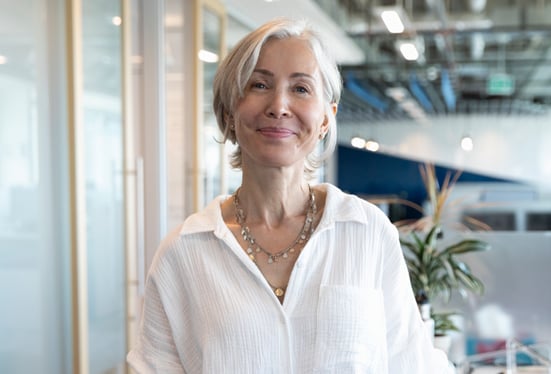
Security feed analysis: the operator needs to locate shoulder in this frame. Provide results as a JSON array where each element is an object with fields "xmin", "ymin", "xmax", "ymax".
[
  {"xmin": 148, "ymin": 196, "xmax": 228, "ymax": 276},
  {"xmin": 321, "ymin": 183, "xmax": 393, "ymax": 226},
  {"xmin": 319, "ymin": 184, "xmax": 400, "ymax": 254}
]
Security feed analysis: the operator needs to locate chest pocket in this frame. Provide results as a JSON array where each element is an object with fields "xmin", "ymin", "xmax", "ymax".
[{"xmin": 314, "ymin": 286, "xmax": 387, "ymax": 373}]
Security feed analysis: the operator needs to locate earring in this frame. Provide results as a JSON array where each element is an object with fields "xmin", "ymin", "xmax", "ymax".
[
  {"xmin": 230, "ymin": 124, "xmax": 235, "ymax": 131},
  {"xmin": 319, "ymin": 132, "xmax": 325, "ymax": 140}
]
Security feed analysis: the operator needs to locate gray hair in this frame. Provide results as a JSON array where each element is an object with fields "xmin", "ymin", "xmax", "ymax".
[{"xmin": 212, "ymin": 17, "xmax": 342, "ymax": 175}]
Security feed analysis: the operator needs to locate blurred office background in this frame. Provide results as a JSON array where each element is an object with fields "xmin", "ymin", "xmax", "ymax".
[{"xmin": 0, "ymin": 0, "xmax": 550, "ymax": 372}]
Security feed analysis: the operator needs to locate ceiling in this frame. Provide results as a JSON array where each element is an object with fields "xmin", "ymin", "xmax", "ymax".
[
  {"xmin": 224, "ymin": 0, "xmax": 551, "ymax": 123},
  {"xmin": 3, "ymin": 0, "xmax": 550, "ymax": 124}
]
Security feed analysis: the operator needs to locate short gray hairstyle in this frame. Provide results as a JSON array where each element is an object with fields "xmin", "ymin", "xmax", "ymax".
[{"xmin": 212, "ymin": 17, "xmax": 342, "ymax": 175}]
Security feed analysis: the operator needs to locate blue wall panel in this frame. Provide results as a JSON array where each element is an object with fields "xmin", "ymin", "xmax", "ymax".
[{"xmin": 336, "ymin": 145, "xmax": 518, "ymax": 220}]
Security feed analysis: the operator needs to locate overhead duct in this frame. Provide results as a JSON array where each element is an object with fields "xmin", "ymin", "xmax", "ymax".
[
  {"xmin": 409, "ymin": 74, "xmax": 434, "ymax": 112},
  {"xmin": 345, "ymin": 72, "xmax": 390, "ymax": 112},
  {"xmin": 441, "ymin": 69, "xmax": 456, "ymax": 112}
]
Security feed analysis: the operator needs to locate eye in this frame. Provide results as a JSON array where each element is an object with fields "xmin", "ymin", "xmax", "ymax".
[
  {"xmin": 294, "ymin": 85, "xmax": 309, "ymax": 94},
  {"xmin": 250, "ymin": 81, "xmax": 267, "ymax": 90}
]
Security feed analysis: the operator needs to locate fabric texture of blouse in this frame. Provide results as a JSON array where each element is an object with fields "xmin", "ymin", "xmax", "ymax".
[{"xmin": 127, "ymin": 183, "xmax": 453, "ymax": 373}]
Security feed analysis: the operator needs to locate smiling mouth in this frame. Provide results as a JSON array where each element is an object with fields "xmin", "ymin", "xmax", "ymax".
[
  {"xmin": 257, "ymin": 127, "xmax": 295, "ymax": 137},
  {"xmin": 258, "ymin": 127, "xmax": 294, "ymax": 135}
]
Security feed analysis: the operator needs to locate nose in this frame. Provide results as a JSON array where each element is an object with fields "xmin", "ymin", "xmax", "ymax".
[{"xmin": 265, "ymin": 89, "xmax": 291, "ymax": 119}]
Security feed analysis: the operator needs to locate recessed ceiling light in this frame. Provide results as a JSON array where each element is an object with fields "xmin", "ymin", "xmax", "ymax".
[
  {"xmin": 381, "ymin": 10, "xmax": 404, "ymax": 34},
  {"xmin": 198, "ymin": 49, "xmax": 219, "ymax": 63},
  {"xmin": 365, "ymin": 139, "xmax": 380, "ymax": 152},
  {"xmin": 112, "ymin": 16, "xmax": 122, "ymax": 26},
  {"xmin": 399, "ymin": 42, "xmax": 419, "ymax": 61},
  {"xmin": 461, "ymin": 135, "xmax": 474, "ymax": 151},
  {"xmin": 351, "ymin": 136, "xmax": 366, "ymax": 149}
]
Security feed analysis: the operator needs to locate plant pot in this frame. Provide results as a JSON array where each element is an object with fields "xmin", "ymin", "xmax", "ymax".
[{"xmin": 434, "ymin": 334, "xmax": 452, "ymax": 354}]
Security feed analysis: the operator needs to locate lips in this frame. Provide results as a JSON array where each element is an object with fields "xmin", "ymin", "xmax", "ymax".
[{"xmin": 257, "ymin": 127, "xmax": 296, "ymax": 138}]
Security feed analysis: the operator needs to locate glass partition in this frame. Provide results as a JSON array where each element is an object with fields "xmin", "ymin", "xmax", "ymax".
[
  {"xmin": 81, "ymin": 1, "xmax": 127, "ymax": 372},
  {"xmin": 0, "ymin": 0, "xmax": 71, "ymax": 372},
  {"xmin": 199, "ymin": 1, "xmax": 226, "ymax": 206},
  {"xmin": 165, "ymin": 0, "xmax": 227, "ymax": 224},
  {"xmin": 0, "ymin": 0, "xmax": 128, "ymax": 373}
]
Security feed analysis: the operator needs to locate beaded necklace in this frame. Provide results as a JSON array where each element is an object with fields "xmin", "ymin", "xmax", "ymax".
[
  {"xmin": 233, "ymin": 185, "xmax": 317, "ymax": 265},
  {"xmin": 233, "ymin": 186, "xmax": 317, "ymax": 298}
]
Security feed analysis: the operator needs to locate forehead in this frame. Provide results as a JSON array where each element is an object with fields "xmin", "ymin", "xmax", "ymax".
[{"xmin": 255, "ymin": 37, "xmax": 320, "ymax": 75}]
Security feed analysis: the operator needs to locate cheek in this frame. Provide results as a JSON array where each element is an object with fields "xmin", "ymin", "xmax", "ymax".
[
  {"xmin": 307, "ymin": 109, "xmax": 326, "ymax": 132},
  {"xmin": 235, "ymin": 100, "xmax": 258, "ymax": 124}
]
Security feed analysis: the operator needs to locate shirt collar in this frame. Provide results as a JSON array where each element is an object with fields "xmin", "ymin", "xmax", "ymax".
[
  {"xmin": 318, "ymin": 183, "xmax": 370, "ymax": 228},
  {"xmin": 178, "ymin": 183, "xmax": 370, "ymax": 237},
  {"xmin": 179, "ymin": 195, "xmax": 229, "ymax": 236}
]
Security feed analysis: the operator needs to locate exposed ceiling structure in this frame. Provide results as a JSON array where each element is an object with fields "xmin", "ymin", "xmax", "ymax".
[
  {"xmin": 311, "ymin": 0, "xmax": 551, "ymax": 123},
  {"xmin": 3, "ymin": 0, "xmax": 550, "ymax": 125}
]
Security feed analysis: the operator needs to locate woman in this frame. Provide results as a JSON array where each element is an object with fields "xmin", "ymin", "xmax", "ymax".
[{"xmin": 128, "ymin": 17, "xmax": 452, "ymax": 373}]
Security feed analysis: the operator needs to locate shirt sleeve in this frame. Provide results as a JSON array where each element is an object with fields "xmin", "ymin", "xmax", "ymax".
[
  {"xmin": 380, "ymin": 221, "xmax": 454, "ymax": 374},
  {"xmin": 127, "ymin": 273, "xmax": 186, "ymax": 374}
]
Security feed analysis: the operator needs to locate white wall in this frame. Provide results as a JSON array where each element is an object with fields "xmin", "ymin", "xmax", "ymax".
[
  {"xmin": 338, "ymin": 113, "xmax": 551, "ymax": 196},
  {"xmin": 338, "ymin": 113, "xmax": 551, "ymax": 362},
  {"xmin": 437, "ymin": 231, "xmax": 551, "ymax": 363}
]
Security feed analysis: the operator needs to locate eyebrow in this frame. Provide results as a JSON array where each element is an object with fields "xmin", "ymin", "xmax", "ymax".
[{"xmin": 252, "ymin": 68, "xmax": 315, "ymax": 80}]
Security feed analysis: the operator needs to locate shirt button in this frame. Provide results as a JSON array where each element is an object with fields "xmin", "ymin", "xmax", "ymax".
[{"xmin": 296, "ymin": 261, "xmax": 302, "ymax": 268}]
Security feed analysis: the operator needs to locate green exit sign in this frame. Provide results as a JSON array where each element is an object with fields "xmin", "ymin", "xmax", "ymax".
[{"xmin": 487, "ymin": 73, "xmax": 515, "ymax": 95}]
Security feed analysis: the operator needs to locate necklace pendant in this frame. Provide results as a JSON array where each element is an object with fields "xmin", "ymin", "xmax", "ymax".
[
  {"xmin": 267, "ymin": 256, "xmax": 274, "ymax": 264},
  {"xmin": 274, "ymin": 287, "xmax": 285, "ymax": 297}
]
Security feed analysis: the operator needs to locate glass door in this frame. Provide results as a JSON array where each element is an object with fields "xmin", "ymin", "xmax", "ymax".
[
  {"xmin": 200, "ymin": 0, "xmax": 226, "ymax": 204},
  {"xmin": 0, "ymin": 0, "xmax": 129, "ymax": 373},
  {"xmin": 186, "ymin": 0, "xmax": 227, "ymax": 210},
  {"xmin": 81, "ymin": 1, "xmax": 127, "ymax": 372},
  {"xmin": 0, "ymin": 0, "xmax": 72, "ymax": 372}
]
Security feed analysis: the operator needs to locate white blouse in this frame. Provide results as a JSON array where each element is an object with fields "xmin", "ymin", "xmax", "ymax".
[{"xmin": 127, "ymin": 183, "xmax": 452, "ymax": 373}]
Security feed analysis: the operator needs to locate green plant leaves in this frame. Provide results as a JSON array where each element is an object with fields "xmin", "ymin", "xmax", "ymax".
[
  {"xmin": 396, "ymin": 163, "xmax": 492, "ymax": 335},
  {"xmin": 432, "ymin": 311, "xmax": 461, "ymax": 336},
  {"xmin": 442, "ymin": 239, "xmax": 491, "ymax": 255},
  {"xmin": 401, "ymin": 226, "xmax": 490, "ymax": 303}
]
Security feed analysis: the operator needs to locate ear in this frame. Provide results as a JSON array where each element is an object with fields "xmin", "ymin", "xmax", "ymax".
[
  {"xmin": 321, "ymin": 103, "xmax": 338, "ymax": 133},
  {"xmin": 330, "ymin": 102, "xmax": 338, "ymax": 116},
  {"xmin": 224, "ymin": 112, "xmax": 235, "ymax": 131}
]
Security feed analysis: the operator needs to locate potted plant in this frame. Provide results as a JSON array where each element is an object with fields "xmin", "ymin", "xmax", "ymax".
[
  {"xmin": 397, "ymin": 164, "xmax": 491, "ymax": 347},
  {"xmin": 400, "ymin": 224, "xmax": 489, "ymax": 306},
  {"xmin": 400, "ymin": 224, "xmax": 489, "ymax": 350},
  {"xmin": 432, "ymin": 311, "xmax": 462, "ymax": 353}
]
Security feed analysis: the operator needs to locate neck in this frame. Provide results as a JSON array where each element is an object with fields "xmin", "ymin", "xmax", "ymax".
[
  {"xmin": 233, "ymin": 184, "xmax": 317, "ymax": 265},
  {"xmin": 236, "ymin": 175, "xmax": 311, "ymax": 227}
]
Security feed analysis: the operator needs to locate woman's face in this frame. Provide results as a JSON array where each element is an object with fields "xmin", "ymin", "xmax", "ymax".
[{"xmin": 234, "ymin": 37, "xmax": 333, "ymax": 172}]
